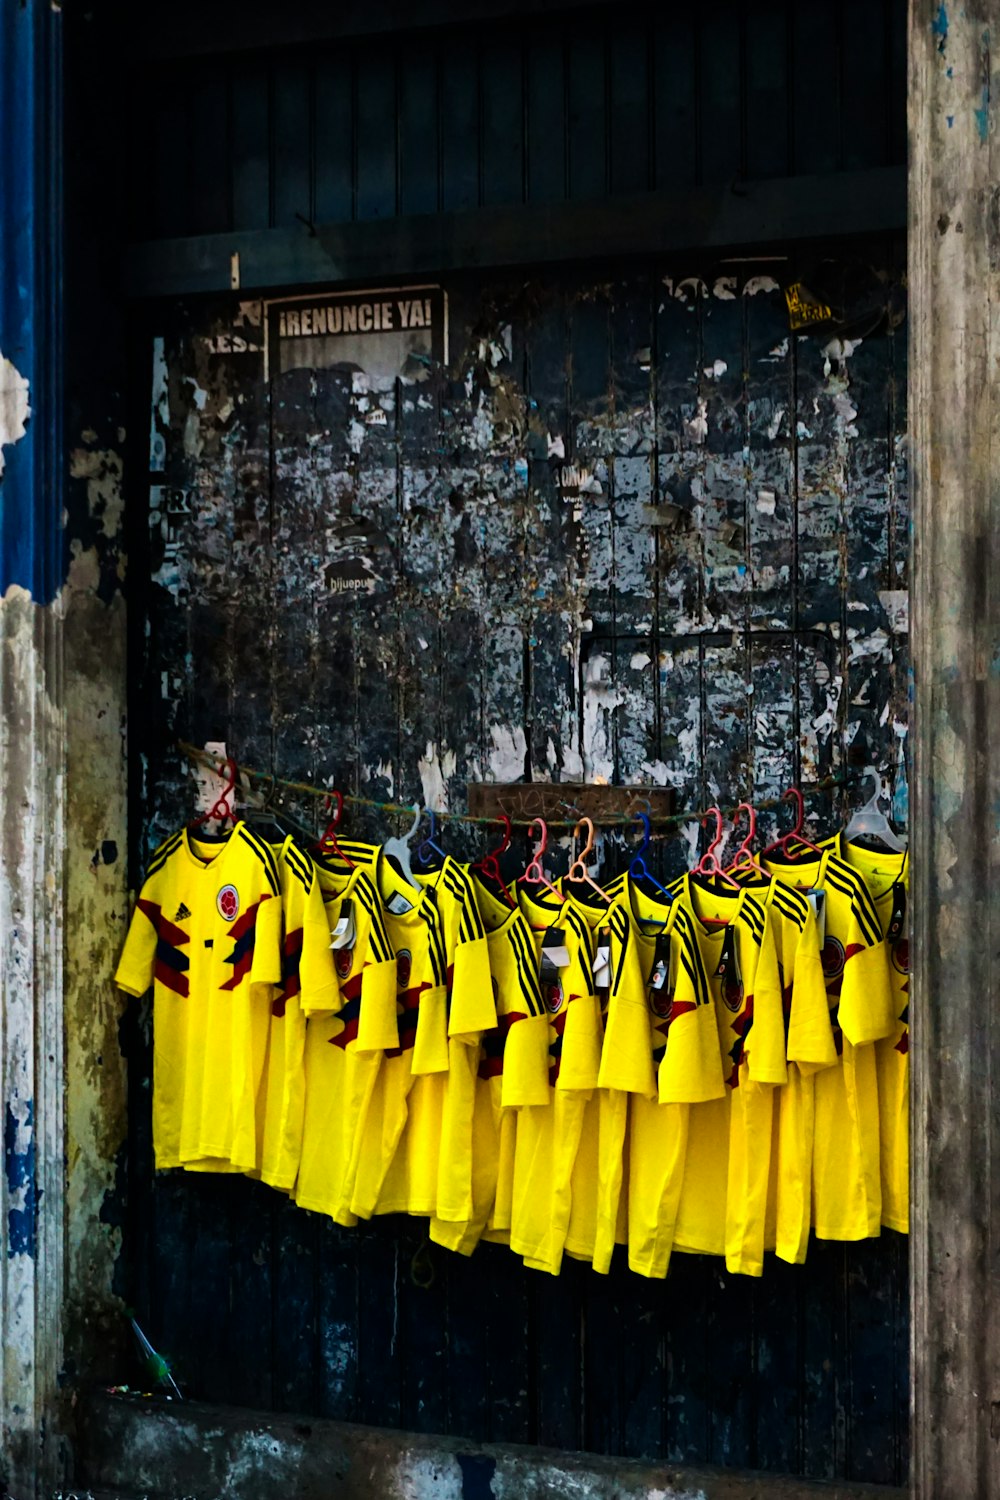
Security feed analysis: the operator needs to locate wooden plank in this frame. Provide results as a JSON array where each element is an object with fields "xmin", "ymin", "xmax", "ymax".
[
  {"xmin": 440, "ymin": 38, "xmax": 479, "ymax": 212},
  {"xmin": 356, "ymin": 52, "xmax": 398, "ymax": 221},
  {"xmin": 791, "ymin": 1, "xmax": 839, "ymax": 176},
  {"xmin": 399, "ymin": 41, "xmax": 439, "ymax": 217},
  {"xmin": 125, "ymin": 167, "xmax": 908, "ymax": 297},
  {"xmin": 272, "ymin": 1200, "xmax": 319, "ymax": 1413},
  {"xmin": 653, "ymin": 13, "xmax": 696, "ymax": 190},
  {"xmin": 532, "ymin": 1261, "xmax": 583, "ymax": 1451},
  {"xmin": 273, "ymin": 59, "xmax": 313, "ymax": 228},
  {"xmin": 355, "ymin": 1224, "xmax": 404, "ymax": 1428},
  {"xmin": 567, "ymin": 32, "xmax": 607, "ymax": 200},
  {"xmin": 840, "ymin": 0, "xmax": 889, "ymax": 171},
  {"xmin": 313, "ymin": 56, "xmax": 355, "ymax": 224},
  {"xmin": 444, "ymin": 1248, "xmax": 492, "ymax": 1439},
  {"xmin": 481, "ymin": 38, "xmax": 524, "ymax": 207},
  {"xmin": 526, "ymin": 30, "xmax": 566, "ymax": 203},
  {"xmin": 609, "ymin": 23, "xmax": 650, "ymax": 196},
  {"xmin": 187, "ymin": 63, "xmax": 231, "ymax": 234},
  {"xmin": 225, "ymin": 1180, "xmax": 276, "ymax": 1408},
  {"xmin": 467, "ymin": 781, "xmax": 676, "ymax": 825},
  {"xmin": 316, "ymin": 1218, "xmax": 361, "ymax": 1422},
  {"xmin": 398, "ymin": 1227, "xmax": 450, "ymax": 1434},
  {"xmin": 697, "ymin": 1, "xmax": 742, "ymax": 184},
  {"xmin": 231, "ymin": 61, "xmax": 272, "ymax": 232},
  {"xmin": 910, "ymin": 8, "xmax": 1000, "ymax": 1490},
  {"xmin": 745, "ymin": 0, "xmax": 791, "ymax": 180},
  {"xmin": 126, "ymin": 0, "xmax": 621, "ymax": 59}
]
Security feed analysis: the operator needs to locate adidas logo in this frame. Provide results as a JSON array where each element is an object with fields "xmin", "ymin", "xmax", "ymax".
[{"xmin": 174, "ymin": 903, "xmax": 192, "ymax": 921}]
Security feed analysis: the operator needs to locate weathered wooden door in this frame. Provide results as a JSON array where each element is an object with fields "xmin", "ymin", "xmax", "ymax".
[{"xmin": 127, "ymin": 246, "xmax": 908, "ymax": 1484}]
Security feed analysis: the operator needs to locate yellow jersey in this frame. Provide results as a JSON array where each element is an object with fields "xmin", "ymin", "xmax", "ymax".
[
  {"xmin": 561, "ymin": 882, "xmax": 623, "ymax": 1273},
  {"xmin": 508, "ymin": 882, "xmax": 602, "ymax": 1274},
  {"xmin": 763, "ymin": 845, "xmax": 894, "ymax": 1240},
  {"xmin": 250, "ymin": 838, "xmax": 339, "ymax": 1190},
  {"xmin": 725, "ymin": 874, "xmax": 838, "ymax": 1264},
  {"xmin": 823, "ymin": 836, "xmax": 910, "ymax": 1234},
  {"xmin": 430, "ymin": 873, "xmax": 549, "ymax": 1255},
  {"xmin": 293, "ymin": 861, "xmax": 398, "ymax": 1225},
  {"xmin": 114, "ymin": 822, "xmax": 283, "ymax": 1171},
  {"xmin": 596, "ymin": 878, "xmax": 708, "ymax": 1279},
  {"xmin": 666, "ymin": 877, "xmax": 786, "ymax": 1275},
  {"xmin": 353, "ymin": 853, "xmax": 494, "ymax": 1221}
]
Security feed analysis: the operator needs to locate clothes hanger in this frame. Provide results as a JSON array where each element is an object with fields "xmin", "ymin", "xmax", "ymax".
[
  {"xmin": 518, "ymin": 818, "xmax": 565, "ymax": 903},
  {"xmin": 692, "ymin": 807, "xmax": 742, "ymax": 890},
  {"xmin": 843, "ymin": 768, "xmax": 907, "ymax": 853},
  {"xmin": 189, "ymin": 755, "xmax": 238, "ymax": 833},
  {"xmin": 243, "ymin": 772, "xmax": 311, "ymax": 847},
  {"xmin": 470, "ymin": 816, "xmax": 516, "ymax": 909},
  {"xmin": 726, "ymin": 800, "xmax": 769, "ymax": 879},
  {"xmin": 414, "ymin": 808, "xmax": 448, "ymax": 870},
  {"xmin": 627, "ymin": 812, "xmax": 674, "ymax": 905},
  {"xmin": 763, "ymin": 786, "xmax": 823, "ymax": 860},
  {"xmin": 382, "ymin": 802, "xmax": 423, "ymax": 891},
  {"xmin": 314, "ymin": 789, "xmax": 356, "ymax": 868},
  {"xmin": 565, "ymin": 816, "xmax": 611, "ymax": 904}
]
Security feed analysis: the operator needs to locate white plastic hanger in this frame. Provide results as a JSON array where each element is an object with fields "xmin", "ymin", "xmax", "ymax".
[
  {"xmin": 383, "ymin": 802, "xmax": 423, "ymax": 889},
  {"xmin": 844, "ymin": 769, "xmax": 906, "ymax": 852}
]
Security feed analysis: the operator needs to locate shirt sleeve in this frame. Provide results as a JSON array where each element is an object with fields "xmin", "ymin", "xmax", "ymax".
[
  {"xmin": 785, "ymin": 905, "xmax": 838, "ymax": 1071},
  {"xmin": 501, "ymin": 1014, "xmax": 552, "ymax": 1107},
  {"xmin": 556, "ymin": 931, "xmax": 602, "ymax": 1092},
  {"xmin": 657, "ymin": 927, "xmax": 727, "ymax": 1105},
  {"xmin": 356, "ymin": 956, "xmax": 402, "ymax": 1051},
  {"xmin": 114, "ymin": 890, "xmax": 161, "ymax": 996},
  {"xmin": 838, "ymin": 881, "xmax": 895, "ymax": 1045},
  {"xmin": 296, "ymin": 867, "xmax": 339, "ymax": 1016},
  {"xmin": 597, "ymin": 908, "xmax": 657, "ymax": 1098},
  {"xmin": 448, "ymin": 933, "xmax": 497, "ymax": 1042},
  {"xmin": 744, "ymin": 914, "xmax": 788, "ymax": 1086},
  {"xmin": 248, "ymin": 888, "xmax": 284, "ymax": 995}
]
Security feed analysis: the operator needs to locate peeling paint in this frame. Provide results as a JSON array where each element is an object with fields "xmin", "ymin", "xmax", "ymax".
[{"xmin": 0, "ymin": 351, "xmax": 31, "ymax": 474}]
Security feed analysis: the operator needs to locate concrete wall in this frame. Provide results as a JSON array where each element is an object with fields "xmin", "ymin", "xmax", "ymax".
[{"xmin": 78, "ymin": 1393, "xmax": 906, "ymax": 1500}]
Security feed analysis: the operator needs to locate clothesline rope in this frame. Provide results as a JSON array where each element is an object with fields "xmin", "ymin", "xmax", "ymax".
[{"xmin": 177, "ymin": 740, "xmax": 858, "ymax": 833}]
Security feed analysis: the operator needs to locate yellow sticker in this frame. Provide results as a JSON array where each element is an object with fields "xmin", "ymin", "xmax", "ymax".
[{"xmin": 785, "ymin": 282, "xmax": 834, "ymax": 330}]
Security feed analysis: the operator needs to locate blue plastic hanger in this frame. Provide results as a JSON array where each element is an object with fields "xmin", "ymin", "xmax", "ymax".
[
  {"xmin": 415, "ymin": 807, "xmax": 448, "ymax": 869},
  {"xmin": 628, "ymin": 812, "xmax": 673, "ymax": 903}
]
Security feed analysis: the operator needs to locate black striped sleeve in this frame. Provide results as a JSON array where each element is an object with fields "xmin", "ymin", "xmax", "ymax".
[
  {"xmin": 508, "ymin": 923, "xmax": 544, "ymax": 1017},
  {"xmin": 239, "ymin": 827, "xmax": 281, "ymax": 895},
  {"xmin": 354, "ymin": 876, "xmax": 394, "ymax": 964},
  {"xmin": 145, "ymin": 830, "xmax": 183, "ymax": 878}
]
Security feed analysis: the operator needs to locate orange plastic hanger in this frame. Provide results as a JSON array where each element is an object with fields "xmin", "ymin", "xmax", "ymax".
[
  {"xmin": 566, "ymin": 816, "xmax": 611, "ymax": 904},
  {"xmin": 693, "ymin": 807, "xmax": 742, "ymax": 890}
]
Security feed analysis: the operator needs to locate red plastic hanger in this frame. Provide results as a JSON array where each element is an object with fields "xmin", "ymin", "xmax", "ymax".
[
  {"xmin": 471, "ymin": 816, "xmax": 516, "ymax": 907},
  {"xmin": 762, "ymin": 786, "xmax": 823, "ymax": 860},
  {"xmin": 726, "ymin": 800, "xmax": 768, "ymax": 878},
  {"xmin": 314, "ymin": 789, "xmax": 356, "ymax": 868},
  {"xmin": 189, "ymin": 755, "xmax": 238, "ymax": 831},
  {"xmin": 566, "ymin": 816, "xmax": 611, "ymax": 904},
  {"xmin": 693, "ymin": 807, "xmax": 742, "ymax": 890},
  {"xmin": 519, "ymin": 818, "xmax": 565, "ymax": 903}
]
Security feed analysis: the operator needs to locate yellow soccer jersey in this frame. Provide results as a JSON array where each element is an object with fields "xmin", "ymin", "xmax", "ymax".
[
  {"xmin": 763, "ymin": 845, "xmax": 894, "ymax": 1240},
  {"xmin": 666, "ymin": 877, "xmax": 786, "ymax": 1275},
  {"xmin": 596, "ymin": 880, "xmax": 709, "ymax": 1280},
  {"xmin": 727, "ymin": 876, "xmax": 838, "ymax": 1265},
  {"xmin": 560, "ymin": 879, "xmax": 642, "ymax": 1274},
  {"xmin": 354, "ymin": 853, "xmax": 494, "ymax": 1221},
  {"xmin": 114, "ymin": 822, "xmax": 283, "ymax": 1171},
  {"xmin": 508, "ymin": 883, "xmax": 603, "ymax": 1275},
  {"xmin": 293, "ymin": 861, "xmax": 398, "ymax": 1225},
  {"xmin": 430, "ymin": 874, "xmax": 549, "ymax": 1255},
  {"xmin": 829, "ymin": 838, "xmax": 910, "ymax": 1234}
]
